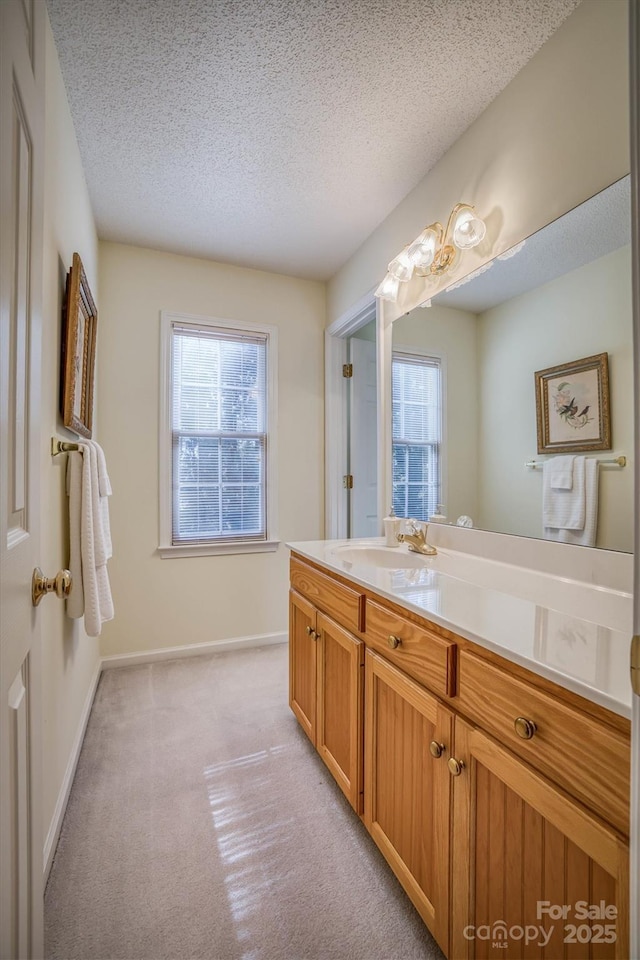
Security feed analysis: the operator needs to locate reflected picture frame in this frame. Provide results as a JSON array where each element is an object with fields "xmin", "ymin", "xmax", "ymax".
[
  {"xmin": 534, "ymin": 352, "xmax": 611, "ymax": 454},
  {"xmin": 60, "ymin": 252, "xmax": 97, "ymax": 438}
]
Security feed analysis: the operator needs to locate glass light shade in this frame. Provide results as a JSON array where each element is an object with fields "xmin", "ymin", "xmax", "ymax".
[
  {"xmin": 452, "ymin": 208, "xmax": 486, "ymax": 249},
  {"xmin": 387, "ymin": 248, "xmax": 414, "ymax": 282},
  {"xmin": 375, "ymin": 272, "xmax": 400, "ymax": 302},
  {"xmin": 406, "ymin": 228, "xmax": 438, "ymax": 268}
]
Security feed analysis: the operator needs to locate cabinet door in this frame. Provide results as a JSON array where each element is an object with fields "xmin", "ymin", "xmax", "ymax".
[
  {"xmin": 316, "ymin": 612, "xmax": 364, "ymax": 813},
  {"xmin": 364, "ymin": 650, "xmax": 453, "ymax": 955},
  {"xmin": 451, "ymin": 719, "xmax": 629, "ymax": 960},
  {"xmin": 289, "ymin": 589, "xmax": 317, "ymax": 744}
]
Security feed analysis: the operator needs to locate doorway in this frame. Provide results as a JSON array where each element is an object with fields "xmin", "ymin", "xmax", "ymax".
[{"xmin": 325, "ymin": 294, "xmax": 380, "ymax": 540}]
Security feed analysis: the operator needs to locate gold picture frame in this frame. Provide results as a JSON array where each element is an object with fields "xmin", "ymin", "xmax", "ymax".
[
  {"xmin": 534, "ymin": 352, "xmax": 610, "ymax": 454},
  {"xmin": 60, "ymin": 253, "xmax": 97, "ymax": 438}
]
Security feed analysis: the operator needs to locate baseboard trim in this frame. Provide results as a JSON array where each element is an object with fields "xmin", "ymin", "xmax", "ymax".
[
  {"xmin": 100, "ymin": 631, "xmax": 287, "ymax": 669},
  {"xmin": 43, "ymin": 656, "xmax": 102, "ymax": 884}
]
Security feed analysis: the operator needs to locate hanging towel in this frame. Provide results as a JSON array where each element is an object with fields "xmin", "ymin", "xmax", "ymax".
[
  {"xmin": 545, "ymin": 455, "xmax": 575, "ymax": 490},
  {"xmin": 66, "ymin": 440, "xmax": 114, "ymax": 636},
  {"xmin": 543, "ymin": 456, "xmax": 585, "ymax": 530},
  {"xmin": 544, "ymin": 457, "xmax": 599, "ymax": 547},
  {"xmin": 66, "ymin": 450, "xmax": 84, "ymax": 619}
]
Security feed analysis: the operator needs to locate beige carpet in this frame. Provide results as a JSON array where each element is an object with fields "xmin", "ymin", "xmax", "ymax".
[{"xmin": 45, "ymin": 644, "xmax": 444, "ymax": 960}]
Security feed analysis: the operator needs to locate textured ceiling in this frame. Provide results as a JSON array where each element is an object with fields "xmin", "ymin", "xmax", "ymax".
[
  {"xmin": 435, "ymin": 176, "xmax": 631, "ymax": 313},
  {"xmin": 46, "ymin": 0, "xmax": 582, "ymax": 280}
]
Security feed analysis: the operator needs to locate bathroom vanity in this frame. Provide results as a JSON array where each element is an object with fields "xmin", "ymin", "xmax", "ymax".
[{"xmin": 287, "ymin": 537, "xmax": 632, "ymax": 960}]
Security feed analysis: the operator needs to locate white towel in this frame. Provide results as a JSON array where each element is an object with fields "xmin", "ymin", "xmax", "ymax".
[
  {"xmin": 544, "ymin": 457, "xmax": 599, "ymax": 547},
  {"xmin": 546, "ymin": 455, "xmax": 575, "ymax": 490},
  {"xmin": 543, "ymin": 456, "xmax": 585, "ymax": 530},
  {"xmin": 66, "ymin": 440, "xmax": 114, "ymax": 636},
  {"xmin": 66, "ymin": 451, "xmax": 84, "ymax": 619}
]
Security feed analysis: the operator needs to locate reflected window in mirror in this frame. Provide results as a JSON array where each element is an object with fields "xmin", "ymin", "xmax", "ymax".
[{"xmin": 392, "ymin": 352, "xmax": 442, "ymax": 521}]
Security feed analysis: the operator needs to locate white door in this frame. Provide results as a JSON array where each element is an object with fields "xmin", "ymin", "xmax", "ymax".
[
  {"xmin": 348, "ymin": 337, "xmax": 378, "ymax": 538},
  {"xmin": 0, "ymin": 2, "xmax": 46, "ymax": 957},
  {"xmin": 630, "ymin": 5, "xmax": 639, "ymax": 957}
]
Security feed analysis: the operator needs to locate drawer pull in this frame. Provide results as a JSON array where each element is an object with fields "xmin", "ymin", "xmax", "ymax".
[
  {"xmin": 514, "ymin": 717, "xmax": 537, "ymax": 740},
  {"xmin": 448, "ymin": 757, "xmax": 465, "ymax": 777},
  {"xmin": 388, "ymin": 634, "xmax": 402, "ymax": 649},
  {"xmin": 429, "ymin": 741, "xmax": 445, "ymax": 759}
]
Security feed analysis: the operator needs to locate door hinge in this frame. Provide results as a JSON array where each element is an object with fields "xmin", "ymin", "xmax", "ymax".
[
  {"xmin": 632, "ymin": 635, "xmax": 640, "ymax": 696},
  {"xmin": 342, "ymin": 363, "xmax": 353, "ymax": 378},
  {"xmin": 343, "ymin": 474, "xmax": 354, "ymax": 489}
]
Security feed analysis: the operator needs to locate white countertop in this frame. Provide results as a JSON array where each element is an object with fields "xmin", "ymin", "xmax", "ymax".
[{"xmin": 287, "ymin": 537, "xmax": 633, "ymax": 719}]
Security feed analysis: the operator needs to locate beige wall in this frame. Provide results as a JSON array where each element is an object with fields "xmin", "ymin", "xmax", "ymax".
[
  {"xmin": 41, "ymin": 19, "xmax": 101, "ymax": 856},
  {"xmin": 477, "ymin": 246, "xmax": 634, "ymax": 551},
  {"xmin": 328, "ymin": 0, "xmax": 629, "ymax": 324},
  {"xmin": 97, "ymin": 243, "xmax": 325, "ymax": 657},
  {"xmin": 391, "ymin": 305, "xmax": 478, "ymax": 523}
]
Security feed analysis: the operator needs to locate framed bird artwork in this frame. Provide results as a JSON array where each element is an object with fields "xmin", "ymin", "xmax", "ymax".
[{"xmin": 534, "ymin": 352, "xmax": 611, "ymax": 454}]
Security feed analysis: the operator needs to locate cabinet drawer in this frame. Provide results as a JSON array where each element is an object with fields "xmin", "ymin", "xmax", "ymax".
[
  {"xmin": 458, "ymin": 650, "xmax": 630, "ymax": 835},
  {"xmin": 365, "ymin": 599, "xmax": 456, "ymax": 699},
  {"xmin": 290, "ymin": 557, "xmax": 365, "ymax": 634}
]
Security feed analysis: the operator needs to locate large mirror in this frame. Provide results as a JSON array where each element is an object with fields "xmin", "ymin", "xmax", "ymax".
[{"xmin": 388, "ymin": 175, "xmax": 633, "ymax": 552}]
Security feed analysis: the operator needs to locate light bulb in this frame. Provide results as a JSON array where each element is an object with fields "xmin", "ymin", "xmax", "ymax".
[
  {"xmin": 452, "ymin": 208, "xmax": 486, "ymax": 249},
  {"xmin": 387, "ymin": 248, "xmax": 414, "ymax": 282},
  {"xmin": 375, "ymin": 272, "xmax": 400, "ymax": 302},
  {"xmin": 407, "ymin": 228, "xmax": 438, "ymax": 268}
]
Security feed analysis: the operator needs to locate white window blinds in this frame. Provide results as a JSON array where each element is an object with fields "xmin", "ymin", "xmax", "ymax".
[
  {"xmin": 171, "ymin": 322, "xmax": 268, "ymax": 544},
  {"xmin": 392, "ymin": 353, "xmax": 441, "ymax": 521}
]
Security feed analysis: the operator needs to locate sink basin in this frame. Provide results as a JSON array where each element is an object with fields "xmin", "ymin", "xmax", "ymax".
[{"xmin": 329, "ymin": 543, "xmax": 428, "ymax": 569}]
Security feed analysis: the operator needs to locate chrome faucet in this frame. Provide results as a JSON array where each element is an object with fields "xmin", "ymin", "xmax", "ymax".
[{"xmin": 397, "ymin": 519, "xmax": 437, "ymax": 556}]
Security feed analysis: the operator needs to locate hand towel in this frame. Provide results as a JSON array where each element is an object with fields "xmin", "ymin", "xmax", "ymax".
[
  {"xmin": 66, "ymin": 450, "xmax": 85, "ymax": 619},
  {"xmin": 546, "ymin": 455, "xmax": 575, "ymax": 490},
  {"xmin": 66, "ymin": 440, "xmax": 114, "ymax": 636},
  {"xmin": 544, "ymin": 458, "xmax": 599, "ymax": 547},
  {"xmin": 542, "ymin": 456, "xmax": 585, "ymax": 530}
]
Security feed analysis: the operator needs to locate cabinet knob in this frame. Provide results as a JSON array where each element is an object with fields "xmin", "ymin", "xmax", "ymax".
[
  {"xmin": 310, "ymin": 630, "xmax": 318, "ymax": 641},
  {"xmin": 429, "ymin": 741, "xmax": 445, "ymax": 759},
  {"xmin": 305, "ymin": 625, "xmax": 313, "ymax": 635},
  {"xmin": 388, "ymin": 634, "xmax": 402, "ymax": 649},
  {"xmin": 448, "ymin": 757, "xmax": 465, "ymax": 777},
  {"xmin": 514, "ymin": 717, "xmax": 537, "ymax": 740}
]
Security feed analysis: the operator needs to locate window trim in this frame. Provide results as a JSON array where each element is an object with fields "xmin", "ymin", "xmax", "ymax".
[
  {"xmin": 158, "ymin": 311, "xmax": 279, "ymax": 558},
  {"xmin": 391, "ymin": 345, "xmax": 446, "ymax": 521}
]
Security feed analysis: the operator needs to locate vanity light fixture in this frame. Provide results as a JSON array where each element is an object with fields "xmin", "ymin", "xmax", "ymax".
[{"xmin": 375, "ymin": 202, "xmax": 487, "ymax": 303}]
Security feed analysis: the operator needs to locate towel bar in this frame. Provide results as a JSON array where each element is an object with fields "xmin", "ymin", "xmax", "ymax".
[
  {"xmin": 525, "ymin": 455, "xmax": 626, "ymax": 468},
  {"xmin": 51, "ymin": 437, "xmax": 81, "ymax": 456}
]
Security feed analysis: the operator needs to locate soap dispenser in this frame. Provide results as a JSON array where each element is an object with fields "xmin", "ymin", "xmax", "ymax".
[{"xmin": 383, "ymin": 507, "xmax": 400, "ymax": 547}]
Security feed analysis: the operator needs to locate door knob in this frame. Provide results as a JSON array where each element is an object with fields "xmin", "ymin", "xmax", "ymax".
[{"xmin": 32, "ymin": 568, "xmax": 72, "ymax": 607}]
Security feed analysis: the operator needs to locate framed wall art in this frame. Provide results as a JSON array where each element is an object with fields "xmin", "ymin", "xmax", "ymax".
[
  {"xmin": 60, "ymin": 252, "xmax": 97, "ymax": 438},
  {"xmin": 534, "ymin": 352, "xmax": 611, "ymax": 454}
]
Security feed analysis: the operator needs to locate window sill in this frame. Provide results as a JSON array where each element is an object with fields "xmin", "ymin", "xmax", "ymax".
[{"xmin": 158, "ymin": 540, "xmax": 281, "ymax": 559}]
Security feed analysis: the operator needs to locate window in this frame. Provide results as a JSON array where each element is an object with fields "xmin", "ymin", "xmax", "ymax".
[
  {"xmin": 392, "ymin": 352, "xmax": 441, "ymax": 522},
  {"xmin": 159, "ymin": 313, "xmax": 278, "ymax": 557}
]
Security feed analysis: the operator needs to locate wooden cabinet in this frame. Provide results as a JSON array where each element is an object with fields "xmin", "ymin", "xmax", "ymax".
[
  {"xmin": 317, "ymin": 613, "xmax": 364, "ymax": 812},
  {"xmin": 289, "ymin": 589, "xmax": 318, "ymax": 744},
  {"xmin": 458, "ymin": 650, "xmax": 630, "ymax": 834},
  {"xmin": 289, "ymin": 587, "xmax": 364, "ymax": 813},
  {"xmin": 364, "ymin": 650, "xmax": 453, "ymax": 955},
  {"xmin": 288, "ymin": 555, "xmax": 631, "ymax": 959},
  {"xmin": 450, "ymin": 718, "xmax": 629, "ymax": 960}
]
